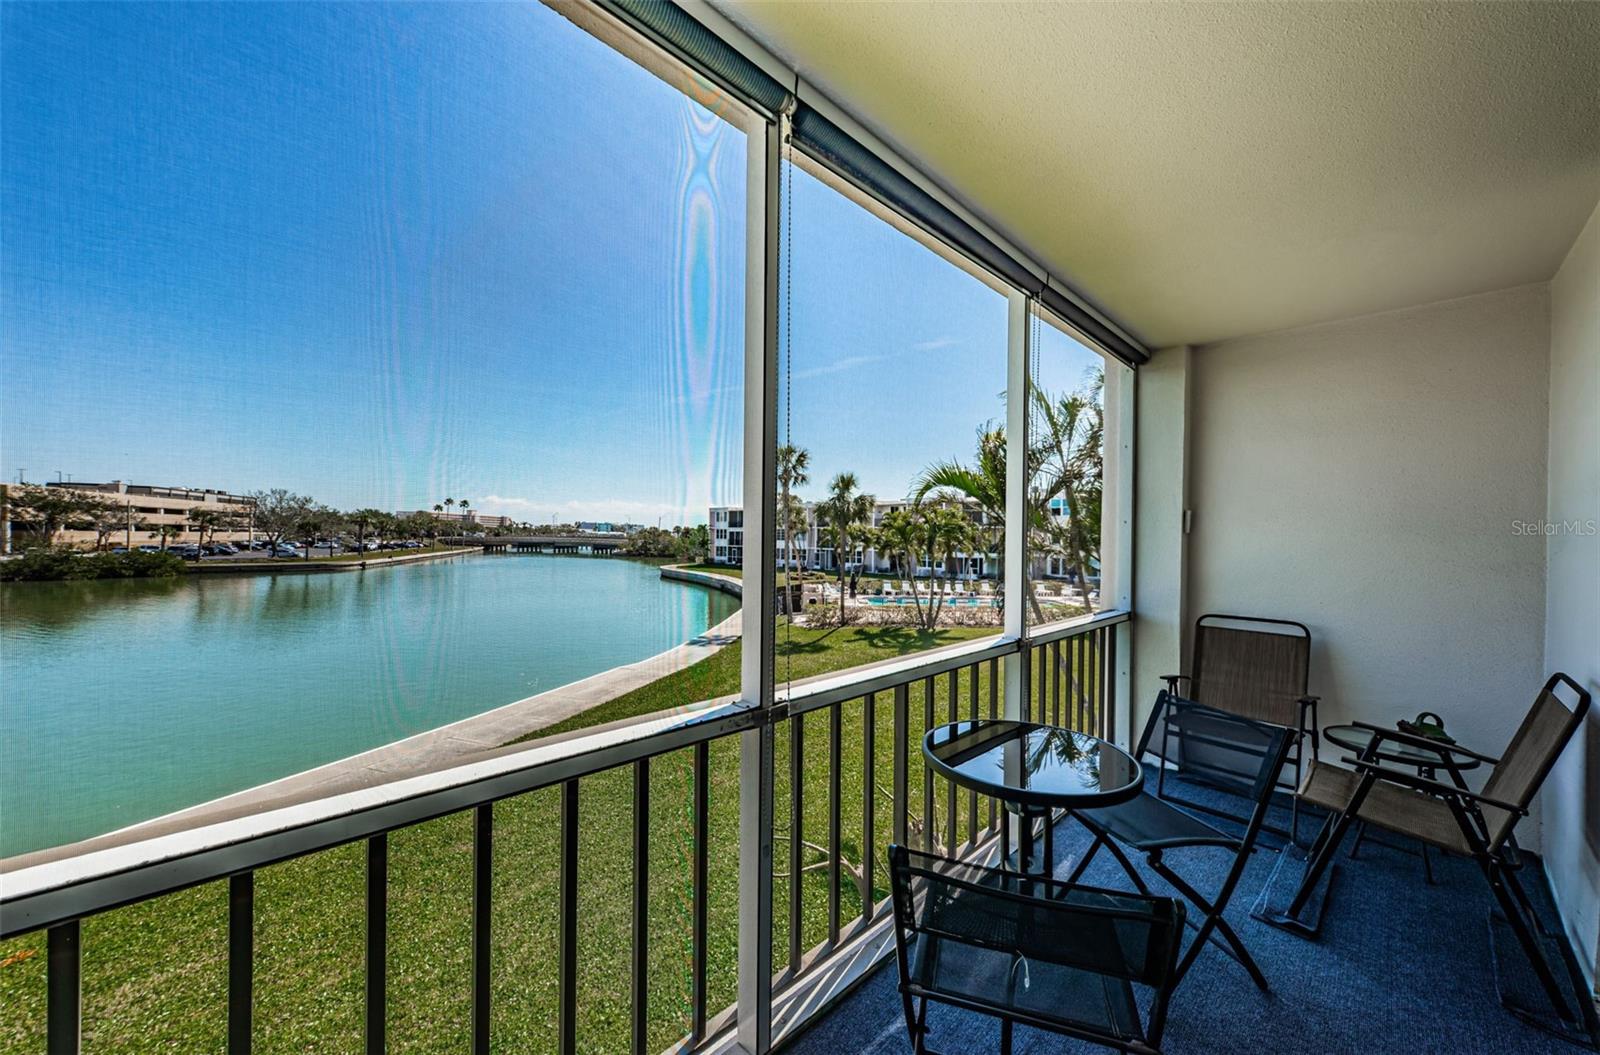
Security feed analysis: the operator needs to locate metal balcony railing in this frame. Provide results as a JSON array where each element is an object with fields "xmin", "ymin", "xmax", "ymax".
[{"xmin": 1, "ymin": 610, "xmax": 1129, "ymax": 1055}]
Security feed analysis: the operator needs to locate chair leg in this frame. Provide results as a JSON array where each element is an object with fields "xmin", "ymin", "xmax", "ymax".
[
  {"xmin": 1066, "ymin": 831, "xmax": 1105, "ymax": 885},
  {"xmin": 1288, "ymin": 791, "xmax": 1367, "ymax": 919},
  {"xmin": 999, "ymin": 1017, "xmax": 1013, "ymax": 1055},
  {"xmin": 900, "ymin": 988, "xmax": 922, "ymax": 1054},
  {"xmin": 1153, "ymin": 856, "xmax": 1270, "ymax": 992},
  {"xmin": 1101, "ymin": 836, "xmax": 1152, "ymax": 896},
  {"xmin": 1347, "ymin": 821, "xmax": 1366, "ymax": 860},
  {"xmin": 1483, "ymin": 860, "xmax": 1576, "ymax": 1024},
  {"xmin": 1499, "ymin": 855, "xmax": 1554, "ymax": 938}
]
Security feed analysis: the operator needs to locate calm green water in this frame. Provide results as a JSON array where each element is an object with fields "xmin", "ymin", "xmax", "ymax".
[{"xmin": 0, "ymin": 555, "xmax": 737, "ymax": 857}]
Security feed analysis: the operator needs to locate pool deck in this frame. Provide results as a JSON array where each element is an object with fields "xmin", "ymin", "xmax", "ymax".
[{"xmin": 4, "ymin": 565, "xmax": 743, "ymax": 871}]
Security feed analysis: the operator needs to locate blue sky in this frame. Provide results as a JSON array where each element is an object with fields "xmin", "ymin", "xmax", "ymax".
[{"xmin": 2, "ymin": 2, "xmax": 1103, "ymax": 524}]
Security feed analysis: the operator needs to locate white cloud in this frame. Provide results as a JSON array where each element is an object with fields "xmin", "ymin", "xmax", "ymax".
[{"xmin": 913, "ymin": 336, "xmax": 961, "ymax": 351}]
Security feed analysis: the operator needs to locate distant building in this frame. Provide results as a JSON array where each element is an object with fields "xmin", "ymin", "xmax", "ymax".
[
  {"xmin": 576, "ymin": 521, "xmax": 643, "ymax": 535},
  {"xmin": 23, "ymin": 481, "xmax": 257, "ymax": 549},
  {"xmin": 399, "ymin": 510, "xmax": 513, "ymax": 529}
]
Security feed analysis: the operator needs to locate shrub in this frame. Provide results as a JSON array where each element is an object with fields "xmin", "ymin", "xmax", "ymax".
[{"xmin": 0, "ymin": 546, "xmax": 185, "ymax": 582}]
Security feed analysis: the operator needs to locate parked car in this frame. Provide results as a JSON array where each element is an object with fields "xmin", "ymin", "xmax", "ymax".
[
  {"xmin": 271, "ymin": 543, "xmax": 302, "ymax": 557},
  {"xmin": 136, "ymin": 545, "xmax": 161, "ymax": 553},
  {"xmin": 110, "ymin": 547, "xmax": 128, "ymax": 554}
]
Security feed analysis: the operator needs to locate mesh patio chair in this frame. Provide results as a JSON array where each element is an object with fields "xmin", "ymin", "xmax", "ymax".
[
  {"xmin": 1068, "ymin": 699, "xmax": 1293, "ymax": 991},
  {"xmin": 888, "ymin": 845, "xmax": 1186, "ymax": 1055},
  {"xmin": 1287, "ymin": 673, "xmax": 1594, "ymax": 1035},
  {"xmin": 1160, "ymin": 613, "xmax": 1319, "ymax": 841}
]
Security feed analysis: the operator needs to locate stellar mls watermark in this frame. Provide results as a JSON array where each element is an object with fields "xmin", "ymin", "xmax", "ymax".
[{"xmin": 1510, "ymin": 518, "xmax": 1598, "ymax": 536}]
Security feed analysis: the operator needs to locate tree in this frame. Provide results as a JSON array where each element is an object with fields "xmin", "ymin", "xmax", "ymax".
[
  {"xmin": 873, "ymin": 508, "xmax": 928, "ymax": 624},
  {"xmin": 918, "ymin": 500, "xmax": 976, "ymax": 628},
  {"xmin": 7, "ymin": 485, "xmax": 96, "ymax": 544},
  {"xmin": 776, "ymin": 444, "xmax": 811, "ymax": 573},
  {"xmin": 348, "ymin": 508, "xmax": 385, "ymax": 552},
  {"xmin": 433, "ymin": 503, "xmax": 444, "ymax": 515},
  {"xmin": 914, "ymin": 424, "xmax": 1054, "ymax": 620},
  {"xmin": 143, "ymin": 521, "xmax": 184, "ymax": 551},
  {"xmin": 1031, "ymin": 371, "xmax": 1104, "ymax": 608},
  {"xmin": 186, "ymin": 506, "xmax": 241, "ymax": 548},
  {"xmin": 815, "ymin": 472, "xmax": 875, "ymax": 627},
  {"xmin": 297, "ymin": 506, "xmax": 338, "ymax": 557},
  {"xmin": 247, "ymin": 489, "xmax": 313, "ymax": 557},
  {"xmin": 777, "ymin": 493, "xmax": 809, "ymax": 571},
  {"xmin": 459, "ymin": 498, "xmax": 471, "ymax": 520},
  {"xmin": 80, "ymin": 494, "xmax": 132, "ymax": 551}
]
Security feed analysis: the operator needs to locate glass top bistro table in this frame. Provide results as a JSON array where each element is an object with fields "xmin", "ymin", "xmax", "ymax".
[{"xmin": 924, "ymin": 720, "xmax": 1144, "ymax": 874}]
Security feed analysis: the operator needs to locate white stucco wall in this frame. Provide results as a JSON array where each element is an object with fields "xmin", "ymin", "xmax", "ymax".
[
  {"xmin": 1183, "ymin": 285, "xmax": 1552, "ymax": 809},
  {"xmin": 1544, "ymin": 200, "xmax": 1600, "ymax": 995}
]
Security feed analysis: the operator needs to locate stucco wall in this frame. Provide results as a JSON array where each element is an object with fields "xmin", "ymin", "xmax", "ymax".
[
  {"xmin": 1544, "ymin": 200, "xmax": 1600, "ymax": 994},
  {"xmin": 1184, "ymin": 285, "xmax": 1552, "ymax": 807}
]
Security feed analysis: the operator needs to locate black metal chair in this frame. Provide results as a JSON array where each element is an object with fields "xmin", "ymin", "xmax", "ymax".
[
  {"xmin": 1068, "ymin": 698, "xmax": 1294, "ymax": 991},
  {"xmin": 1161, "ymin": 613, "xmax": 1319, "ymax": 841},
  {"xmin": 888, "ymin": 844, "xmax": 1186, "ymax": 1055},
  {"xmin": 1288, "ymin": 673, "xmax": 1595, "ymax": 1040}
]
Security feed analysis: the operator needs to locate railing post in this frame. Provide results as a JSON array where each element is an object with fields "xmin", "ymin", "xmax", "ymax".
[
  {"xmin": 691, "ymin": 742, "xmax": 710, "ymax": 1045},
  {"xmin": 472, "ymin": 804, "xmax": 492, "ymax": 1055},
  {"xmin": 228, "ymin": 872, "xmax": 253, "ymax": 1055},
  {"xmin": 47, "ymin": 921, "xmax": 79, "ymax": 1055},
  {"xmin": 366, "ymin": 834, "xmax": 386, "ymax": 1055},
  {"xmin": 631, "ymin": 760, "xmax": 650, "ymax": 1055},
  {"xmin": 559, "ymin": 779, "xmax": 579, "ymax": 1055}
]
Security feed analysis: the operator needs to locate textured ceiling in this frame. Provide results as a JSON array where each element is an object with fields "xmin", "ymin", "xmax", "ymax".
[{"xmin": 714, "ymin": 1, "xmax": 1600, "ymax": 347}]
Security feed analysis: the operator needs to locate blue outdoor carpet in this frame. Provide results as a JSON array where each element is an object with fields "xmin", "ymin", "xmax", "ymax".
[{"xmin": 781, "ymin": 772, "xmax": 1595, "ymax": 1055}]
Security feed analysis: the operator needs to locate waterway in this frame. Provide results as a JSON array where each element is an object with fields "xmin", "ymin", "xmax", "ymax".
[{"xmin": 0, "ymin": 554, "xmax": 737, "ymax": 856}]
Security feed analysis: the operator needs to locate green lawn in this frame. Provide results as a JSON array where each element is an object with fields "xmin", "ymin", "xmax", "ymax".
[{"xmin": 0, "ymin": 616, "xmax": 1104, "ymax": 1053}]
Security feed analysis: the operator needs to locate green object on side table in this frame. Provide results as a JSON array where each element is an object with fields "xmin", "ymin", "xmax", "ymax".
[{"xmin": 1397, "ymin": 710, "xmax": 1456, "ymax": 744}]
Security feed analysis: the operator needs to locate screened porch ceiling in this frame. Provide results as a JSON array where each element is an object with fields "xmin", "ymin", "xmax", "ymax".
[{"xmin": 711, "ymin": 0, "xmax": 1600, "ymax": 347}]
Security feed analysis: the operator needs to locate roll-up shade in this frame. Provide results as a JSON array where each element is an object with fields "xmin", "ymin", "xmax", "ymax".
[{"xmin": 593, "ymin": 0, "xmax": 1149, "ymax": 367}]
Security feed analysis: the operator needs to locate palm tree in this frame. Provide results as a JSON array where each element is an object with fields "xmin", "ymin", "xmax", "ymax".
[
  {"xmin": 433, "ymin": 503, "xmax": 444, "ymax": 515},
  {"xmin": 919, "ymin": 500, "xmax": 976, "ymax": 628},
  {"xmin": 349, "ymin": 508, "xmax": 385, "ymax": 552},
  {"xmin": 815, "ymin": 472, "xmax": 875, "ymax": 627},
  {"xmin": 776, "ymin": 445, "xmax": 811, "ymax": 573},
  {"xmin": 874, "ymin": 508, "xmax": 927, "ymax": 624},
  {"xmin": 1031, "ymin": 371, "xmax": 1104, "ymax": 609},
  {"xmin": 913, "ymin": 423, "xmax": 1053, "ymax": 620}
]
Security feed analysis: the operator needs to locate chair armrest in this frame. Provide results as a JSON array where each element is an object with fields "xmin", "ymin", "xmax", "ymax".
[
  {"xmin": 1343, "ymin": 756, "xmax": 1527, "ymax": 816},
  {"xmin": 1349, "ymin": 720, "xmax": 1500, "ymax": 764},
  {"xmin": 1161, "ymin": 674, "xmax": 1192, "ymax": 692},
  {"xmin": 1298, "ymin": 695, "xmax": 1320, "ymax": 705}
]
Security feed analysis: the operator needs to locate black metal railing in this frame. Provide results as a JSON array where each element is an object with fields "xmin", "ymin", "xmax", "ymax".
[{"xmin": 2, "ymin": 610, "xmax": 1128, "ymax": 1055}]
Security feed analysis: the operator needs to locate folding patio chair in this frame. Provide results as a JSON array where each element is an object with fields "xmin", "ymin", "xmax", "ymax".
[
  {"xmin": 1161, "ymin": 613, "xmax": 1319, "ymax": 841},
  {"xmin": 1287, "ymin": 673, "xmax": 1594, "ymax": 1038},
  {"xmin": 1068, "ymin": 700, "xmax": 1293, "ymax": 991},
  {"xmin": 888, "ymin": 845, "xmax": 1187, "ymax": 1055}
]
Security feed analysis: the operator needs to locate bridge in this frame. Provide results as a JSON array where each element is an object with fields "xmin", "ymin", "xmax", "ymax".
[{"xmin": 441, "ymin": 534, "xmax": 626, "ymax": 555}]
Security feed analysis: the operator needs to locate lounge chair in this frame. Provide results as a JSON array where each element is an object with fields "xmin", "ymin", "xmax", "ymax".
[
  {"xmin": 1160, "ymin": 614, "xmax": 1319, "ymax": 841},
  {"xmin": 1282, "ymin": 673, "xmax": 1595, "ymax": 1039}
]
